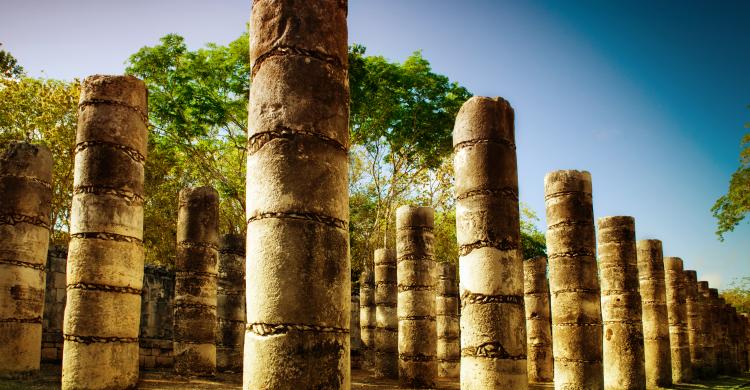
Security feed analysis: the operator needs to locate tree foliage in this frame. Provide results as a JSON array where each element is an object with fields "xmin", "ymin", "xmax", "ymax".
[
  {"xmin": 721, "ymin": 277, "xmax": 750, "ymax": 314},
  {"xmin": 0, "ymin": 43, "xmax": 24, "ymax": 79},
  {"xmin": 713, "ymin": 112, "xmax": 750, "ymax": 241},
  {"xmin": 0, "ymin": 77, "xmax": 79, "ymax": 244}
]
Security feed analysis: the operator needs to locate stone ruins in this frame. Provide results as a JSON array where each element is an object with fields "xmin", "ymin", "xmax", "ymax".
[{"xmin": 2, "ymin": 1, "xmax": 749, "ymax": 389}]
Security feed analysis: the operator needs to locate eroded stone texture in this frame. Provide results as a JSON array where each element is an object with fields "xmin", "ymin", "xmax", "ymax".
[
  {"xmin": 709, "ymin": 289, "xmax": 726, "ymax": 374},
  {"xmin": 396, "ymin": 206, "xmax": 437, "ymax": 388},
  {"xmin": 436, "ymin": 262, "xmax": 460, "ymax": 379},
  {"xmin": 374, "ymin": 248, "xmax": 398, "ymax": 379},
  {"xmin": 544, "ymin": 170, "xmax": 603, "ymax": 390},
  {"xmin": 217, "ymin": 234, "xmax": 245, "ymax": 373},
  {"xmin": 523, "ymin": 256, "xmax": 553, "ymax": 384},
  {"xmin": 174, "ymin": 187, "xmax": 219, "ymax": 376},
  {"xmin": 726, "ymin": 305, "xmax": 739, "ymax": 374},
  {"xmin": 244, "ymin": 0, "xmax": 351, "ymax": 388},
  {"xmin": 360, "ymin": 268, "xmax": 376, "ymax": 369},
  {"xmin": 636, "ymin": 239, "xmax": 672, "ymax": 388},
  {"xmin": 597, "ymin": 216, "xmax": 645, "ymax": 390},
  {"xmin": 696, "ymin": 281, "xmax": 716, "ymax": 378},
  {"xmin": 664, "ymin": 257, "xmax": 692, "ymax": 383},
  {"xmin": 351, "ymin": 295, "xmax": 362, "ymax": 369},
  {"xmin": 683, "ymin": 270, "xmax": 705, "ymax": 378},
  {"xmin": 0, "ymin": 142, "xmax": 52, "ymax": 378},
  {"xmin": 62, "ymin": 75, "xmax": 147, "ymax": 390},
  {"xmin": 454, "ymin": 96, "xmax": 527, "ymax": 389}
]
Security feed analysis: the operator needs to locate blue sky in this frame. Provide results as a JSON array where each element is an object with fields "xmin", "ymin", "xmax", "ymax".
[{"xmin": 2, "ymin": 0, "xmax": 748, "ymax": 288}]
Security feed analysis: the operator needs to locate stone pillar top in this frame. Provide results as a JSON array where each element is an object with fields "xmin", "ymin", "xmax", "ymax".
[
  {"xmin": 664, "ymin": 257, "xmax": 684, "ymax": 271},
  {"xmin": 452, "ymin": 96, "xmax": 514, "ymax": 145},
  {"xmin": 0, "ymin": 142, "xmax": 53, "ymax": 181},
  {"xmin": 544, "ymin": 170, "xmax": 592, "ymax": 195},
  {"xmin": 396, "ymin": 205, "xmax": 434, "ymax": 228}
]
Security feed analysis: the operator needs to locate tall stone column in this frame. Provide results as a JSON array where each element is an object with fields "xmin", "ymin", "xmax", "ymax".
[
  {"xmin": 697, "ymin": 281, "xmax": 716, "ymax": 378},
  {"xmin": 597, "ymin": 216, "xmax": 645, "ymax": 390},
  {"xmin": 683, "ymin": 270, "xmax": 705, "ymax": 378},
  {"xmin": 709, "ymin": 289, "xmax": 725, "ymax": 374},
  {"xmin": 217, "ymin": 233, "xmax": 245, "ymax": 373},
  {"xmin": 396, "ymin": 206, "xmax": 437, "ymax": 388},
  {"xmin": 636, "ymin": 239, "xmax": 672, "ymax": 388},
  {"xmin": 453, "ymin": 96, "xmax": 527, "ymax": 389},
  {"xmin": 62, "ymin": 75, "xmax": 147, "ymax": 389},
  {"xmin": 174, "ymin": 187, "xmax": 218, "ymax": 376},
  {"xmin": 664, "ymin": 257, "xmax": 691, "ymax": 383},
  {"xmin": 244, "ymin": 0, "xmax": 350, "ymax": 388},
  {"xmin": 726, "ymin": 305, "xmax": 739, "ymax": 374},
  {"xmin": 374, "ymin": 248, "xmax": 398, "ymax": 378},
  {"xmin": 0, "ymin": 142, "xmax": 52, "ymax": 378},
  {"xmin": 523, "ymin": 256, "xmax": 553, "ymax": 384},
  {"xmin": 351, "ymin": 294, "xmax": 362, "ymax": 369},
  {"xmin": 436, "ymin": 262, "xmax": 460, "ymax": 379},
  {"xmin": 544, "ymin": 170, "xmax": 603, "ymax": 390},
  {"xmin": 360, "ymin": 268, "xmax": 376, "ymax": 369}
]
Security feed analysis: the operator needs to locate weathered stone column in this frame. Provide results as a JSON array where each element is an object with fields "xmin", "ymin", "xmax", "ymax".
[
  {"xmin": 62, "ymin": 75, "xmax": 147, "ymax": 389},
  {"xmin": 396, "ymin": 206, "xmax": 437, "ymax": 388},
  {"xmin": 174, "ymin": 187, "xmax": 218, "ymax": 376},
  {"xmin": 697, "ymin": 281, "xmax": 716, "ymax": 378},
  {"xmin": 664, "ymin": 257, "xmax": 692, "ymax": 383},
  {"xmin": 544, "ymin": 170, "xmax": 603, "ymax": 390},
  {"xmin": 0, "ymin": 142, "xmax": 52, "ymax": 378},
  {"xmin": 436, "ymin": 262, "xmax": 460, "ymax": 379},
  {"xmin": 351, "ymin": 294, "xmax": 362, "ymax": 369},
  {"xmin": 360, "ymin": 268, "xmax": 376, "ymax": 369},
  {"xmin": 709, "ymin": 289, "xmax": 725, "ymax": 374},
  {"xmin": 374, "ymin": 248, "xmax": 398, "ymax": 379},
  {"xmin": 244, "ymin": 0, "xmax": 350, "ymax": 388},
  {"xmin": 726, "ymin": 305, "xmax": 739, "ymax": 374},
  {"xmin": 742, "ymin": 313, "xmax": 750, "ymax": 373},
  {"xmin": 636, "ymin": 239, "xmax": 672, "ymax": 388},
  {"xmin": 523, "ymin": 256, "xmax": 553, "ymax": 384},
  {"xmin": 683, "ymin": 270, "xmax": 705, "ymax": 378},
  {"xmin": 217, "ymin": 233, "xmax": 245, "ymax": 373},
  {"xmin": 454, "ymin": 96, "xmax": 527, "ymax": 389},
  {"xmin": 597, "ymin": 216, "xmax": 645, "ymax": 390}
]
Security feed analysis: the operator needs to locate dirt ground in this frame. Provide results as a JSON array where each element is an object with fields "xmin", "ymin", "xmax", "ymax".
[{"xmin": 1, "ymin": 364, "xmax": 748, "ymax": 389}]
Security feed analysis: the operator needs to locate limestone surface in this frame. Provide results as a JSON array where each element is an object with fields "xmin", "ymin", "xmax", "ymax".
[
  {"xmin": 664, "ymin": 257, "xmax": 692, "ymax": 383},
  {"xmin": 523, "ymin": 256, "xmax": 553, "ymax": 384},
  {"xmin": 597, "ymin": 216, "xmax": 645, "ymax": 390},
  {"xmin": 374, "ymin": 248, "xmax": 398, "ymax": 379},
  {"xmin": 636, "ymin": 240, "xmax": 672, "ymax": 388},
  {"xmin": 351, "ymin": 295, "xmax": 362, "ymax": 369},
  {"xmin": 62, "ymin": 75, "xmax": 148, "ymax": 390},
  {"xmin": 244, "ymin": 0, "xmax": 351, "ymax": 388},
  {"xmin": 696, "ymin": 281, "xmax": 716, "ymax": 378},
  {"xmin": 217, "ymin": 234, "xmax": 245, "ymax": 373},
  {"xmin": 453, "ymin": 96, "xmax": 527, "ymax": 389},
  {"xmin": 684, "ymin": 270, "xmax": 706, "ymax": 378},
  {"xmin": 174, "ymin": 187, "xmax": 219, "ymax": 376},
  {"xmin": 360, "ymin": 268, "xmax": 376, "ymax": 369},
  {"xmin": 436, "ymin": 262, "xmax": 460, "ymax": 379},
  {"xmin": 544, "ymin": 170, "xmax": 603, "ymax": 390},
  {"xmin": 396, "ymin": 206, "xmax": 437, "ymax": 388},
  {"xmin": 0, "ymin": 142, "xmax": 52, "ymax": 378}
]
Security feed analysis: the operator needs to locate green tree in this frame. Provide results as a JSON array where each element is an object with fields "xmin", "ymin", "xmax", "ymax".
[
  {"xmin": 713, "ymin": 112, "xmax": 750, "ymax": 241},
  {"xmin": 126, "ymin": 33, "xmax": 250, "ymax": 267},
  {"xmin": 721, "ymin": 277, "xmax": 750, "ymax": 314},
  {"xmin": 0, "ymin": 43, "xmax": 24, "ymax": 78},
  {"xmin": 0, "ymin": 77, "xmax": 79, "ymax": 244}
]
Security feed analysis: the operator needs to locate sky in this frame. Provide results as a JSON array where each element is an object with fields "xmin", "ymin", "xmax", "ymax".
[{"xmin": 2, "ymin": 0, "xmax": 748, "ymax": 288}]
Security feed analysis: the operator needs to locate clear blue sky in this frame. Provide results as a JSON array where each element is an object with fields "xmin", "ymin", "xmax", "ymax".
[{"xmin": 2, "ymin": 0, "xmax": 748, "ymax": 288}]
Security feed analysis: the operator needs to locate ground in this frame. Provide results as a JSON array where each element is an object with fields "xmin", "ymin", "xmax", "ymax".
[{"xmin": 1, "ymin": 365, "xmax": 749, "ymax": 389}]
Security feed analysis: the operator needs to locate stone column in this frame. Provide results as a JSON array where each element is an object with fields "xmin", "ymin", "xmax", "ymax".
[
  {"xmin": 396, "ymin": 205, "xmax": 437, "ymax": 388},
  {"xmin": 598, "ymin": 216, "xmax": 645, "ymax": 390},
  {"xmin": 374, "ymin": 248, "xmax": 398, "ymax": 379},
  {"xmin": 217, "ymin": 233, "xmax": 245, "ymax": 373},
  {"xmin": 709, "ymin": 289, "xmax": 725, "ymax": 374},
  {"xmin": 351, "ymin": 294, "xmax": 362, "ymax": 369},
  {"xmin": 683, "ymin": 270, "xmax": 705, "ymax": 378},
  {"xmin": 436, "ymin": 262, "xmax": 460, "ymax": 379},
  {"xmin": 0, "ymin": 142, "xmax": 52, "ymax": 378},
  {"xmin": 544, "ymin": 170, "xmax": 603, "ymax": 390},
  {"xmin": 697, "ymin": 281, "xmax": 716, "ymax": 378},
  {"xmin": 727, "ymin": 306, "xmax": 739, "ymax": 374},
  {"xmin": 742, "ymin": 314, "xmax": 750, "ymax": 373},
  {"xmin": 664, "ymin": 257, "xmax": 691, "ymax": 383},
  {"xmin": 453, "ymin": 96, "xmax": 527, "ymax": 389},
  {"xmin": 245, "ymin": 0, "xmax": 350, "ymax": 388},
  {"xmin": 636, "ymin": 239, "xmax": 672, "ymax": 388},
  {"xmin": 174, "ymin": 187, "xmax": 218, "ymax": 376},
  {"xmin": 62, "ymin": 75, "xmax": 147, "ymax": 389},
  {"xmin": 523, "ymin": 256, "xmax": 553, "ymax": 384},
  {"xmin": 360, "ymin": 268, "xmax": 376, "ymax": 369}
]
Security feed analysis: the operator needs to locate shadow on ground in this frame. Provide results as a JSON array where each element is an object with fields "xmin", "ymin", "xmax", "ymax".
[{"xmin": 1, "ymin": 365, "xmax": 748, "ymax": 389}]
